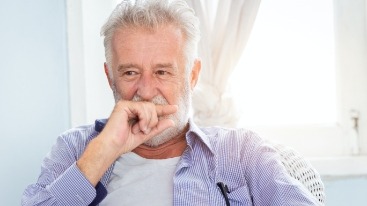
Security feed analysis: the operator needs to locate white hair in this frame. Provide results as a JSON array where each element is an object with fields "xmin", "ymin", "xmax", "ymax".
[{"xmin": 100, "ymin": 0, "xmax": 200, "ymax": 78}]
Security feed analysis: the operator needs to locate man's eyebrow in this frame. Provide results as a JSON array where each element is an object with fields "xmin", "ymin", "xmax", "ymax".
[
  {"xmin": 154, "ymin": 63, "xmax": 177, "ymax": 70},
  {"xmin": 117, "ymin": 63, "xmax": 178, "ymax": 71},
  {"xmin": 117, "ymin": 64, "xmax": 141, "ymax": 72}
]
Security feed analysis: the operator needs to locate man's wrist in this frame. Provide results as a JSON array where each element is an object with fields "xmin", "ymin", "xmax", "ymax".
[{"xmin": 77, "ymin": 136, "xmax": 120, "ymax": 186}]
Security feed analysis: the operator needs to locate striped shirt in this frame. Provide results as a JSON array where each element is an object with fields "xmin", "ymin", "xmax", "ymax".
[{"xmin": 22, "ymin": 119, "xmax": 320, "ymax": 206}]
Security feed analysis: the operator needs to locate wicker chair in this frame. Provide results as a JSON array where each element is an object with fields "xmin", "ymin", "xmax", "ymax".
[{"xmin": 273, "ymin": 144, "xmax": 325, "ymax": 205}]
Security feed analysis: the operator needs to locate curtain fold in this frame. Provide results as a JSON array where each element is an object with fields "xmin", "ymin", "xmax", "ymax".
[{"xmin": 187, "ymin": 0, "xmax": 262, "ymax": 127}]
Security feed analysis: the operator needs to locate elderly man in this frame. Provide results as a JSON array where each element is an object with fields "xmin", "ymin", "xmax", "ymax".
[{"xmin": 22, "ymin": 0, "xmax": 321, "ymax": 205}]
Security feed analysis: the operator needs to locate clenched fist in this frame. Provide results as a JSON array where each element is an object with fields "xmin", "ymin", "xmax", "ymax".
[{"xmin": 77, "ymin": 100, "xmax": 178, "ymax": 186}]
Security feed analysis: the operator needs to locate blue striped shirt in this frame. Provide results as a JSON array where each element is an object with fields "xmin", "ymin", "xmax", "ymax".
[{"xmin": 22, "ymin": 119, "xmax": 320, "ymax": 205}]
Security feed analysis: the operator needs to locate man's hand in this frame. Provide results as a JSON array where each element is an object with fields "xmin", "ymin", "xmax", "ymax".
[
  {"xmin": 102, "ymin": 100, "xmax": 178, "ymax": 155},
  {"xmin": 77, "ymin": 100, "xmax": 178, "ymax": 186}
]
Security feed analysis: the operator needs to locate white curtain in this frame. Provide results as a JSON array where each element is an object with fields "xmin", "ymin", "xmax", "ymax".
[{"xmin": 186, "ymin": 0, "xmax": 262, "ymax": 127}]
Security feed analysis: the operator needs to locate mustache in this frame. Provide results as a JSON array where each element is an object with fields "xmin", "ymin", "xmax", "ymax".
[{"xmin": 132, "ymin": 95, "xmax": 169, "ymax": 105}]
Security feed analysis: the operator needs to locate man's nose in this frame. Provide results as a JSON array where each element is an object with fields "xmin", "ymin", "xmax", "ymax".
[{"xmin": 136, "ymin": 73, "xmax": 158, "ymax": 101}]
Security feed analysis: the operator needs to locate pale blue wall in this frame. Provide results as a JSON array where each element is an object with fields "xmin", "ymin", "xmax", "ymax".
[
  {"xmin": 0, "ymin": 0, "xmax": 69, "ymax": 205},
  {"xmin": 324, "ymin": 177, "xmax": 367, "ymax": 206}
]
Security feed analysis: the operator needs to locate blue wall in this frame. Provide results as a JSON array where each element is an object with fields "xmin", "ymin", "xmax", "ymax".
[
  {"xmin": 324, "ymin": 177, "xmax": 367, "ymax": 206},
  {"xmin": 0, "ymin": 1, "xmax": 69, "ymax": 205}
]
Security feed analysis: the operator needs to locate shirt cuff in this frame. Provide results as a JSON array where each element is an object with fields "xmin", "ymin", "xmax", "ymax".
[{"xmin": 48, "ymin": 163, "xmax": 96, "ymax": 205}]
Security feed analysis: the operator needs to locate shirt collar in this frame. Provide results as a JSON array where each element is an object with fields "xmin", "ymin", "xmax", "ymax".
[
  {"xmin": 94, "ymin": 118, "xmax": 214, "ymax": 154},
  {"xmin": 186, "ymin": 118, "xmax": 214, "ymax": 154}
]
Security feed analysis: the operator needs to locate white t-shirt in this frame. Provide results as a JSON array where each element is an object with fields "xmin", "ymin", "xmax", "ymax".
[{"xmin": 100, "ymin": 152, "xmax": 180, "ymax": 206}]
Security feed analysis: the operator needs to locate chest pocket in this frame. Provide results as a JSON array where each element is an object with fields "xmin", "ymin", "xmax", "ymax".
[
  {"xmin": 213, "ymin": 159, "xmax": 253, "ymax": 205},
  {"xmin": 207, "ymin": 179, "xmax": 252, "ymax": 206},
  {"xmin": 212, "ymin": 137, "xmax": 253, "ymax": 205}
]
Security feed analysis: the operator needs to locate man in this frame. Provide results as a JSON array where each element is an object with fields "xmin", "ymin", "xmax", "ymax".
[{"xmin": 22, "ymin": 0, "xmax": 321, "ymax": 205}]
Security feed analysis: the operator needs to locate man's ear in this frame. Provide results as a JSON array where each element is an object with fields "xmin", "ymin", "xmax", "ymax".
[
  {"xmin": 190, "ymin": 59, "xmax": 201, "ymax": 90},
  {"xmin": 104, "ymin": 62, "xmax": 113, "ymax": 88}
]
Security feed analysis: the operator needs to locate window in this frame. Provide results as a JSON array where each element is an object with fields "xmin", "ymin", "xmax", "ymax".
[
  {"xmin": 232, "ymin": 0, "xmax": 336, "ymax": 127},
  {"xmin": 230, "ymin": 0, "xmax": 367, "ymax": 158}
]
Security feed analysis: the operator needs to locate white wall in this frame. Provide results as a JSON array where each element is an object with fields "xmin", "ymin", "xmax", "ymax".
[{"xmin": 0, "ymin": 0, "xmax": 70, "ymax": 205}]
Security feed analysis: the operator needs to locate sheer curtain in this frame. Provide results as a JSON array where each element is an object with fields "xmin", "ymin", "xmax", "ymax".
[{"xmin": 186, "ymin": 0, "xmax": 262, "ymax": 127}]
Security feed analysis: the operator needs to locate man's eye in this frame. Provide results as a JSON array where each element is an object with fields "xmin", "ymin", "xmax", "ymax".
[
  {"xmin": 124, "ymin": 71, "xmax": 138, "ymax": 76},
  {"xmin": 156, "ymin": 70, "xmax": 168, "ymax": 75}
]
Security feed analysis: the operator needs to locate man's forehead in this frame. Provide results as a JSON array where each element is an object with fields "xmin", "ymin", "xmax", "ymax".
[{"xmin": 110, "ymin": 25, "xmax": 185, "ymax": 58}]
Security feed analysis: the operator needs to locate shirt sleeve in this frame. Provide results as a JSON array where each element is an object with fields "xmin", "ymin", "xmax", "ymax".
[
  {"xmin": 245, "ymin": 139, "xmax": 321, "ymax": 206},
  {"xmin": 21, "ymin": 134, "xmax": 98, "ymax": 206}
]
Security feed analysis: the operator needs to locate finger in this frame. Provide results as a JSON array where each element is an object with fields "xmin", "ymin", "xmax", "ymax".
[
  {"xmin": 146, "ymin": 102, "xmax": 160, "ymax": 133},
  {"xmin": 132, "ymin": 123, "xmax": 141, "ymax": 135},
  {"xmin": 132, "ymin": 118, "xmax": 152, "ymax": 135},
  {"xmin": 127, "ymin": 102, "xmax": 176, "ymax": 135},
  {"xmin": 146, "ymin": 118, "xmax": 175, "ymax": 138},
  {"xmin": 133, "ymin": 118, "xmax": 175, "ymax": 145},
  {"xmin": 141, "ymin": 104, "xmax": 174, "ymax": 134},
  {"xmin": 146, "ymin": 111, "xmax": 158, "ymax": 134},
  {"xmin": 126, "ymin": 102, "xmax": 150, "ymax": 134},
  {"xmin": 138, "ymin": 103, "xmax": 156, "ymax": 134},
  {"xmin": 155, "ymin": 105, "xmax": 178, "ymax": 117}
]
